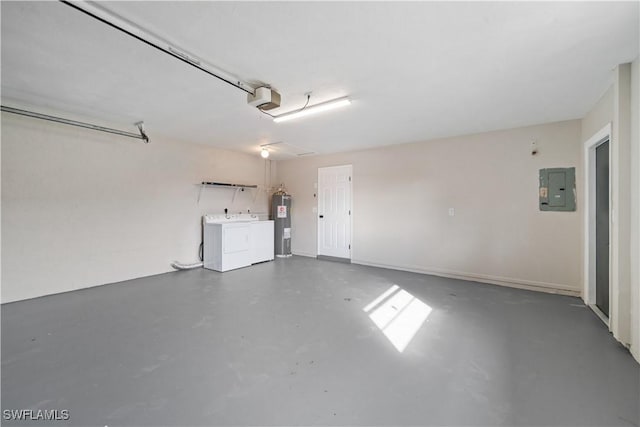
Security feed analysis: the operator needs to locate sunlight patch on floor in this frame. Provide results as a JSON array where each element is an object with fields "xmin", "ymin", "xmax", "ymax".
[{"xmin": 364, "ymin": 285, "xmax": 432, "ymax": 352}]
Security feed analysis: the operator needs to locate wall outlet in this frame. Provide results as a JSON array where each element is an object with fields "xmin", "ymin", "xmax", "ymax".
[{"xmin": 448, "ymin": 208, "xmax": 455, "ymax": 216}]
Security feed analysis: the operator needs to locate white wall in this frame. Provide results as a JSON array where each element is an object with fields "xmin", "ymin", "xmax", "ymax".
[
  {"xmin": 580, "ymin": 61, "xmax": 638, "ymax": 360},
  {"xmin": 581, "ymin": 86, "xmax": 614, "ymax": 142},
  {"xmin": 631, "ymin": 56, "xmax": 640, "ymax": 363},
  {"xmin": 612, "ymin": 64, "xmax": 632, "ymax": 345},
  {"xmin": 278, "ymin": 120, "xmax": 582, "ymax": 295},
  {"xmin": 1, "ymin": 111, "xmax": 272, "ymax": 303}
]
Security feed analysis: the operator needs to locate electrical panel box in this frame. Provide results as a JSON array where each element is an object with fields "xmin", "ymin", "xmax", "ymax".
[{"xmin": 539, "ymin": 167, "xmax": 576, "ymax": 211}]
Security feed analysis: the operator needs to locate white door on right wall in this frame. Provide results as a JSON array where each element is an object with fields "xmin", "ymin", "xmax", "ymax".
[{"xmin": 317, "ymin": 165, "xmax": 352, "ymax": 259}]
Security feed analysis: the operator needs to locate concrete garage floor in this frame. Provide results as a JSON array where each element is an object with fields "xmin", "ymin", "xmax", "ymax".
[{"xmin": 2, "ymin": 256, "xmax": 639, "ymax": 426}]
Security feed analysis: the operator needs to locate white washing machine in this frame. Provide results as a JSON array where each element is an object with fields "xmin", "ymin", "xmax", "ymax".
[{"xmin": 203, "ymin": 214, "xmax": 274, "ymax": 272}]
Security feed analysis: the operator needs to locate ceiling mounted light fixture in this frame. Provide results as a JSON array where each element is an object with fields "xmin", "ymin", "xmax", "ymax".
[
  {"xmin": 260, "ymin": 148, "xmax": 270, "ymax": 159},
  {"xmin": 273, "ymin": 97, "xmax": 351, "ymax": 123}
]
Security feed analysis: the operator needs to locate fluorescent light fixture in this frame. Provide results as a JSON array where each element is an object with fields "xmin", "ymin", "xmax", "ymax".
[
  {"xmin": 260, "ymin": 148, "xmax": 270, "ymax": 158},
  {"xmin": 273, "ymin": 97, "xmax": 351, "ymax": 123}
]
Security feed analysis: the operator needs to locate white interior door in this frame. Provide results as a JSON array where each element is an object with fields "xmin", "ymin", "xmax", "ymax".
[{"xmin": 318, "ymin": 165, "xmax": 352, "ymax": 259}]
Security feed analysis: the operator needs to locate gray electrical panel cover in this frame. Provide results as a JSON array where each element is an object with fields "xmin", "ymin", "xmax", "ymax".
[{"xmin": 539, "ymin": 167, "xmax": 576, "ymax": 211}]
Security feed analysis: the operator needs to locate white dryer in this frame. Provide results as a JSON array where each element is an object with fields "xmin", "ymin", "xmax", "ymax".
[{"xmin": 203, "ymin": 214, "xmax": 274, "ymax": 272}]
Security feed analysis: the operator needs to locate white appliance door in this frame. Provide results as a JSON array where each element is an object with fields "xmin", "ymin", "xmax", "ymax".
[
  {"xmin": 250, "ymin": 221, "xmax": 275, "ymax": 264},
  {"xmin": 221, "ymin": 223, "xmax": 251, "ymax": 271},
  {"xmin": 317, "ymin": 165, "xmax": 352, "ymax": 259}
]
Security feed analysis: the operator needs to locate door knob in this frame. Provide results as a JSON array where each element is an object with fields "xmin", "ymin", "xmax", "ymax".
[{"xmin": 319, "ymin": 215, "xmax": 324, "ymax": 218}]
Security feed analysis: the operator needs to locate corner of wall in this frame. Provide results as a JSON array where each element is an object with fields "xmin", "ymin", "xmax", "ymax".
[
  {"xmin": 629, "ymin": 56, "xmax": 640, "ymax": 363},
  {"xmin": 611, "ymin": 63, "xmax": 632, "ymax": 345},
  {"xmin": 579, "ymin": 61, "xmax": 638, "ymax": 354}
]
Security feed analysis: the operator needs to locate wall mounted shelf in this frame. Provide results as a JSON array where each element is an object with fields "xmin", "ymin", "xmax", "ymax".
[
  {"xmin": 201, "ymin": 181, "xmax": 258, "ymax": 189},
  {"xmin": 197, "ymin": 181, "xmax": 259, "ymax": 203}
]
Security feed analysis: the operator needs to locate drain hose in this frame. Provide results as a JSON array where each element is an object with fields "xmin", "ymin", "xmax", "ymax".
[{"xmin": 170, "ymin": 261, "xmax": 203, "ymax": 270}]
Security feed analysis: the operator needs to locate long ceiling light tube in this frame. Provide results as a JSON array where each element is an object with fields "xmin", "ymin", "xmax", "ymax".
[
  {"xmin": 59, "ymin": 0, "xmax": 255, "ymax": 95},
  {"xmin": 1, "ymin": 105, "xmax": 149, "ymax": 142},
  {"xmin": 273, "ymin": 97, "xmax": 351, "ymax": 123}
]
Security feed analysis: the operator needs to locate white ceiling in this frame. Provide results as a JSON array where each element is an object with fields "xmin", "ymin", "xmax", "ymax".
[{"xmin": 1, "ymin": 1, "xmax": 638, "ymax": 159}]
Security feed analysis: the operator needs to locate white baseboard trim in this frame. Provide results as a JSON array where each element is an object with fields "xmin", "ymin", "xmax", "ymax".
[
  {"xmin": 351, "ymin": 259, "xmax": 581, "ymax": 297},
  {"xmin": 1, "ymin": 268, "xmax": 177, "ymax": 304},
  {"xmin": 291, "ymin": 251, "xmax": 317, "ymax": 259}
]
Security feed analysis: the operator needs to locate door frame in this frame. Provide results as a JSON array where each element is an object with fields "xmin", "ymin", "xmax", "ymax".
[
  {"xmin": 583, "ymin": 123, "xmax": 612, "ymax": 325},
  {"xmin": 317, "ymin": 164, "xmax": 353, "ymax": 260}
]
